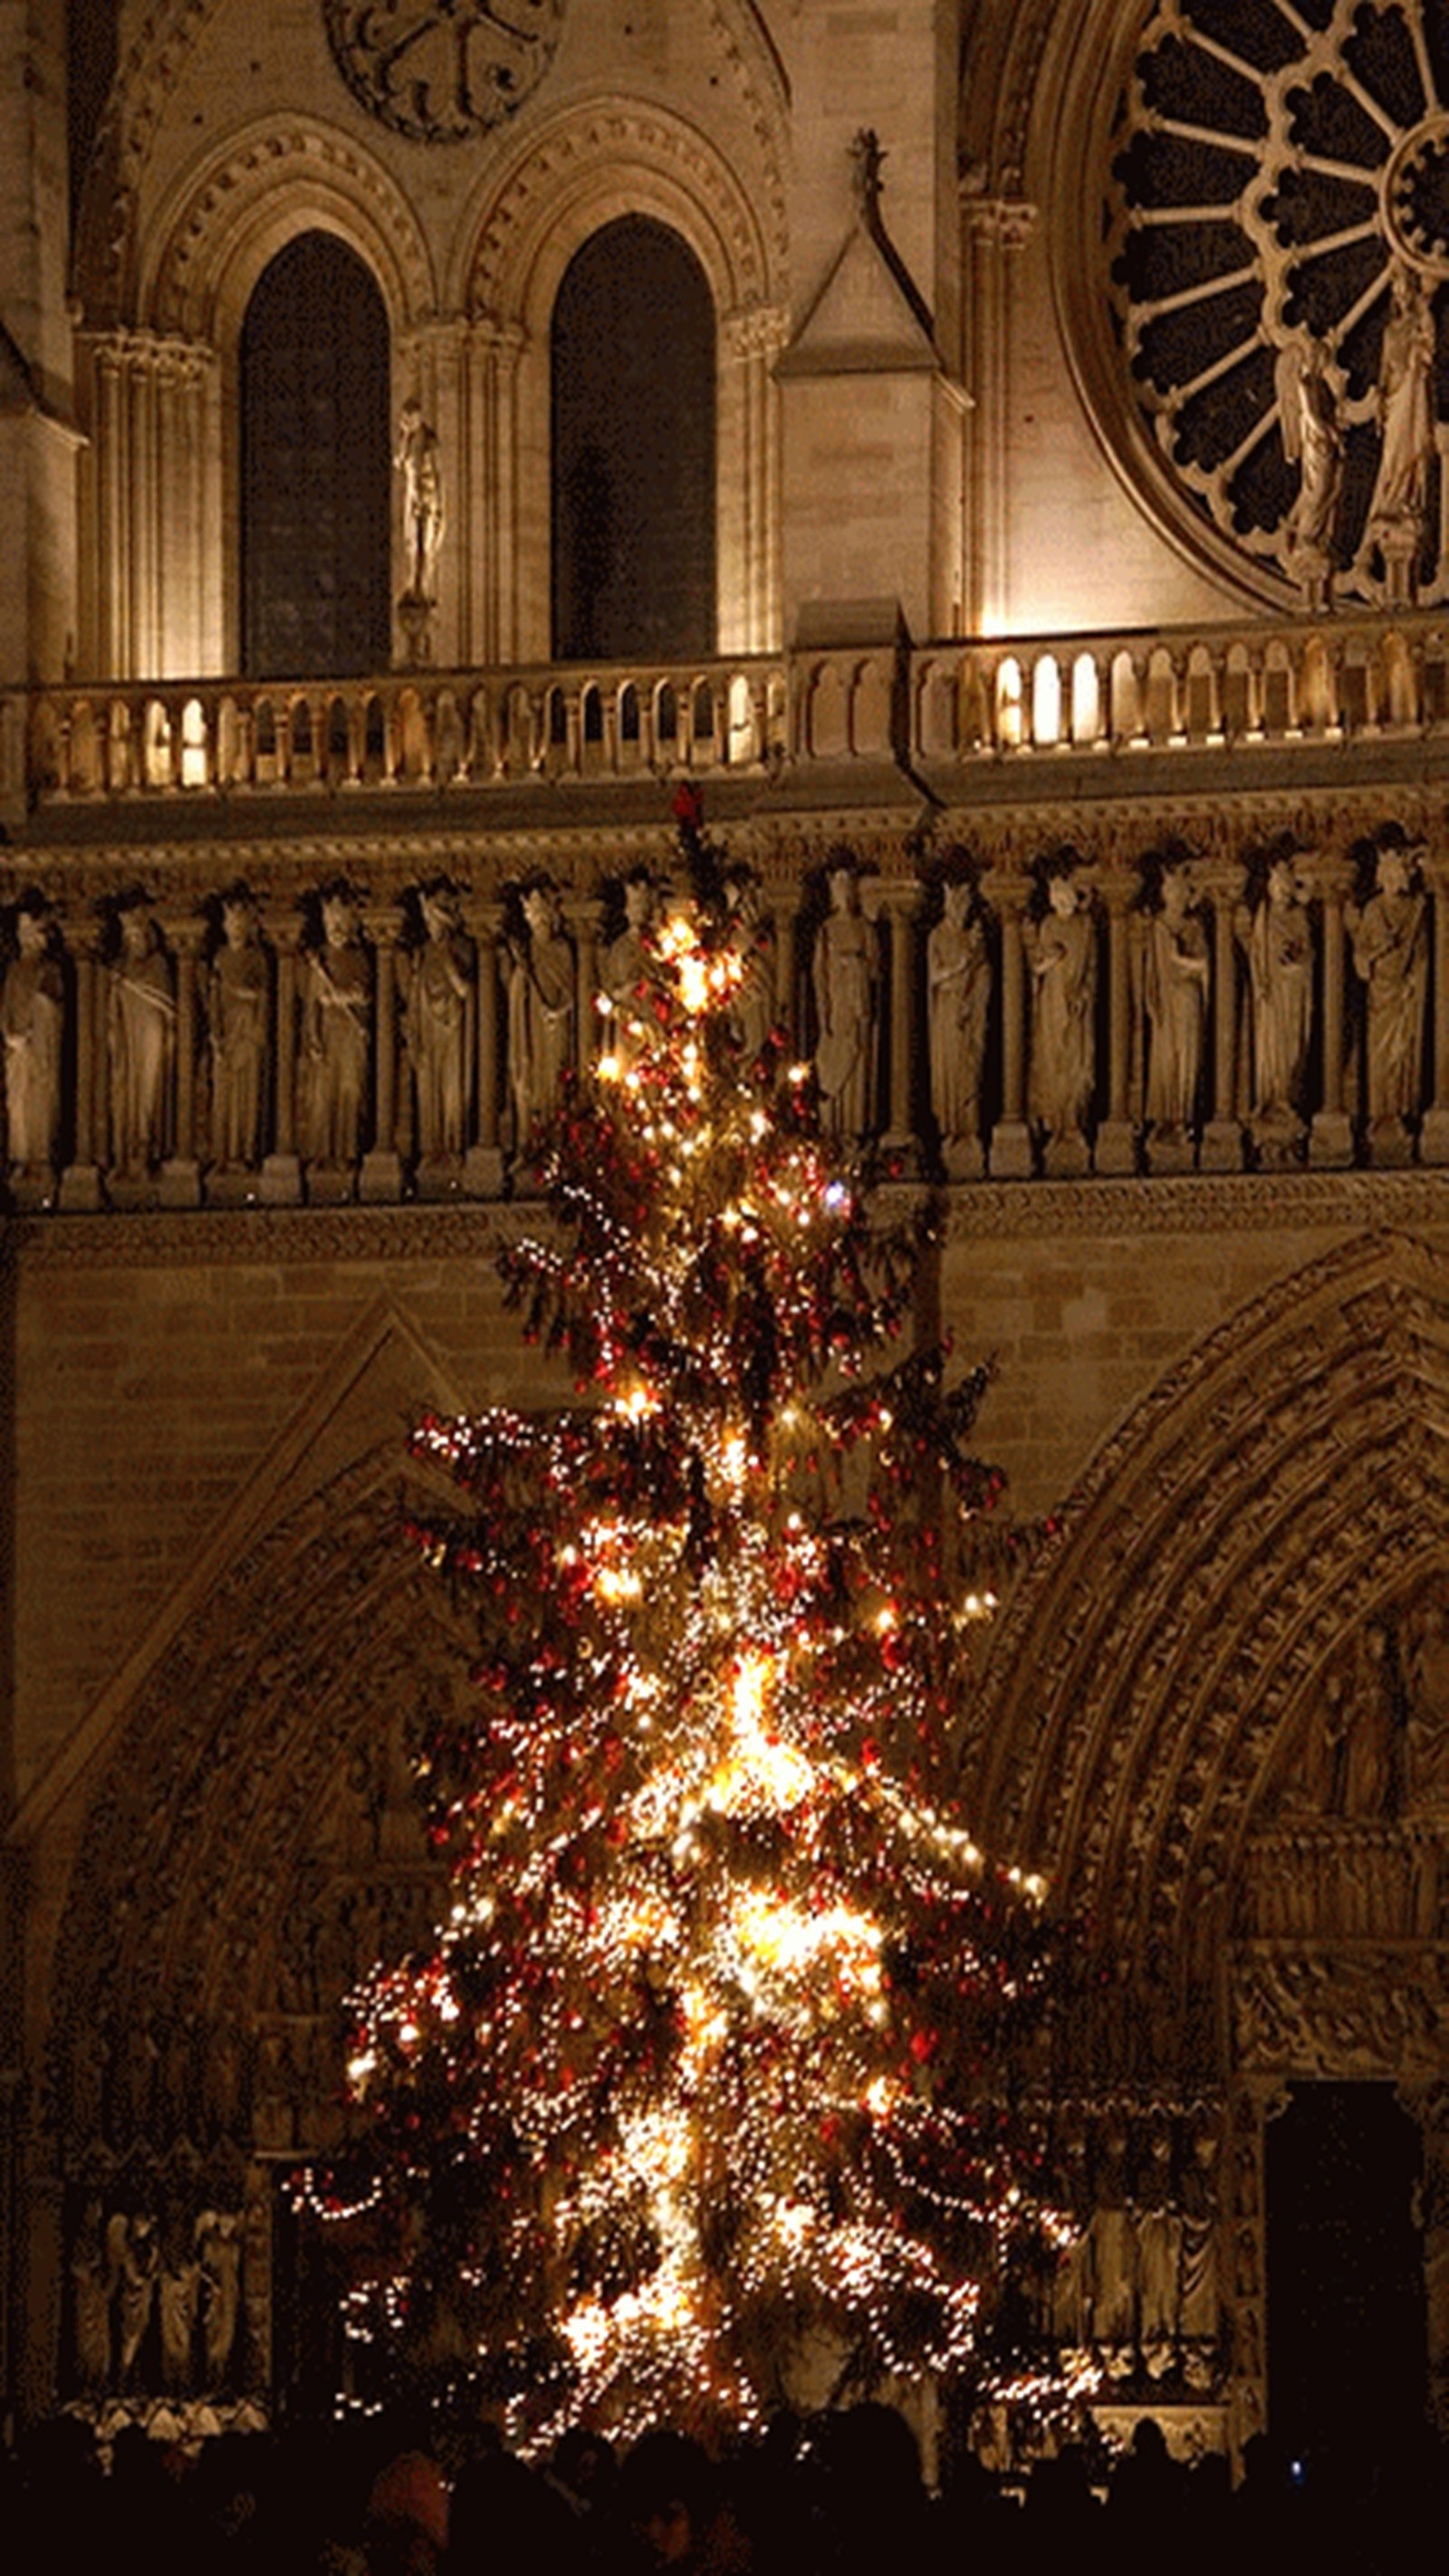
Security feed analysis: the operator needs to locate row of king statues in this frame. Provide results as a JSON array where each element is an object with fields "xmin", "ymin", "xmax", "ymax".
[{"xmin": 1, "ymin": 825, "xmax": 1443, "ymax": 1203}]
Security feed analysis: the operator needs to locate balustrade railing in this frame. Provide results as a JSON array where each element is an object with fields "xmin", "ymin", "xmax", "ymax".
[
  {"xmin": 2, "ymin": 837, "xmax": 1447, "ymax": 1212},
  {"xmin": 12, "ymin": 609, "xmax": 1449, "ymax": 812}
]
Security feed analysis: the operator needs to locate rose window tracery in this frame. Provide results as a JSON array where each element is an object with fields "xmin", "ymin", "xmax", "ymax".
[{"xmin": 1107, "ymin": 0, "xmax": 1449, "ymax": 603}]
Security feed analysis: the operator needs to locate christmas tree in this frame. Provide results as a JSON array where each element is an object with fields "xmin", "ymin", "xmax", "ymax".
[{"xmin": 327, "ymin": 833, "xmax": 1070, "ymax": 2453}]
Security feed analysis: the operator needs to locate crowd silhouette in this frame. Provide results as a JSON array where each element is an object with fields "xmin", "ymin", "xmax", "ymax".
[{"xmin": 2, "ymin": 2399, "xmax": 1444, "ymax": 2576}]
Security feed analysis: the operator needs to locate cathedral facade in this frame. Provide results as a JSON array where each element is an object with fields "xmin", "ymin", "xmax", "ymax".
[{"xmin": 3, "ymin": 0, "xmax": 1449, "ymax": 2465}]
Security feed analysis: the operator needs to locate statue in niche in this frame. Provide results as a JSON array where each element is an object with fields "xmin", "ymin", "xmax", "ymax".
[
  {"xmin": 1403, "ymin": 1580, "xmax": 1449, "ymax": 1810},
  {"xmin": 108, "ymin": 899, "xmax": 175, "ymax": 1177},
  {"xmin": 158, "ymin": 2201, "xmax": 201, "ymax": 2395},
  {"xmin": 394, "ymin": 399, "xmax": 445, "ymax": 605},
  {"xmin": 1364, "ymin": 264, "xmax": 1436, "ymax": 591},
  {"xmin": 1234, "ymin": 848, "xmax": 1313, "ymax": 1158},
  {"xmin": 404, "ymin": 879, "xmax": 472, "ymax": 1164},
  {"xmin": 197, "ymin": 2206, "xmax": 242, "ymax": 2385},
  {"xmin": 601, "ymin": 870, "xmax": 659, "ymax": 1061},
  {"xmin": 1139, "ymin": 855, "xmax": 1208, "ymax": 1149},
  {"xmin": 812, "ymin": 856, "xmax": 879, "ymax": 1141},
  {"xmin": 70, "ymin": 2197, "xmax": 114, "ymax": 2392},
  {"xmin": 116, "ymin": 2209, "xmax": 158, "ymax": 2385},
  {"xmin": 301, "ymin": 887, "xmax": 371, "ymax": 1168},
  {"xmin": 2, "ymin": 898, "xmax": 63, "ymax": 1179},
  {"xmin": 504, "ymin": 878, "xmax": 573, "ymax": 1149},
  {"xmin": 1277, "ymin": 333, "xmax": 1344, "ymax": 598},
  {"xmin": 1343, "ymin": 1621, "xmax": 1401, "ymax": 1821},
  {"xmin": 1026, "ymin": 852, "xmax": 1096, "ymax": 1167},
  {"xmin": 927, "ymin": 871, "xmax": 990, "ymax": 1175},
  {"xmin": 1346, "ymin": 831, "xmax": 1428, "ymax": 1152},
  {"xmin": 207, "ymin": 889, "xmax": 268, "ymax": 1171},
  {"xmin": 724, "ymin": 867, "xmax": 776, "ymax": 1062}
]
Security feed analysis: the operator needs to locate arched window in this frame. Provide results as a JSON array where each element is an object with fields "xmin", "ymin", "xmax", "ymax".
[
  {"xmin": 551, "ymin": 216, "xmax": 716, "ymax": 663},
  {"xmin": 240, "ymin": 233, "xmax": 391, "ymax": 679}
]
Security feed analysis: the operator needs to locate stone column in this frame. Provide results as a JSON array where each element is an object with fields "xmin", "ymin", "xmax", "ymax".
[
  {"xmin": 463, "ymin": 902, "xmax": 505, "ymax": 1197},
  {"xmin": 961, "ymin": 196, "xmax": 1037, "ymax": 635},
  {"xmin": 59, "ymin": 918, "xmax": 103, "ymax": 1209},
  {"xmin": 261, "ymin": 912, "xmax": 302, "ymax": 1204},
  {"xmin": 1421, "ymin": 857, "xmax": 1449, "ymax": 1164},
  {"xmin": 1096, "ymin": 872, "xmax": 1137, "ymax": 1177},
  {"xmin": 361, "ymin": 902, "xmax": 403, "ymax": 1202},
  {"xmin": 988, "ymin": 871, "xmax": 1033, "ymax": 1178},
  {"xmin": 566, "ymin": 895, "xmax": 605, "ymax": 1074},
  {"xmin": 1310, "ymin": 859, "xmax": 1354, "ymax": 1168},
  {"xmin": 159, "ymin": 918, "xmax": 203, "ymax": 1206},
  {"xmin": 863, "ymin": 877, "xmax": 925, "ymax": 1169},
  {"xmin": 1201, "ymin": 870, "xmax": 1245, "ymax": 1171}
]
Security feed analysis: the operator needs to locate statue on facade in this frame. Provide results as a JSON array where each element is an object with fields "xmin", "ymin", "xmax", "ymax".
[
  {"xmin": 1140, "ymin": 855, "xmax": 1208, "ymax": 1151},
  {"xmin": 724, "ymin": 867, "xmax": 775, "ymax": 1062},
  {"xmin": 109, "ymin": 899, "xmax": 175, "ymax": 1177},
  {"xmin": 1277, "ymin": 333, "xmax": 1343, "ymax": 601},
  {"xmin": 394, "ymin": 399, "xmax": 445, "ymax": 605},
  {"xmin": 404, "ymin": 879, "xmax": 473, "ymax": 1165},
  {"xmin": 207, "ymin": 889, "xmax": 269, "ymax": 1171},
  {"xmin": 1026, "ymin": 853, "xmax": 1096, "ymax": 1168},
  {"xmin": 197, "ymin": 2206, "xmax": 242, "ymax": 2385},
  {"xmin": 301, "ymin": 886, "xmax": 371, "ymax": 1168},
  {"xmin": 1364, "ymin": 263, "xmax": 1436, "ymax": 597},
  {"xmin": 812, "ymin": 856, "xmax": 879, "ymax": 1140},
  {"xmin": 1403, "ymin": 1578, "xmax": 1449, "ymax": 1811},
  {"xmin": 927, "ymin": 871, "xmax": 990, "ymax": 1175},
  {"xmin": 601, "ymin": 871, "xmax": 659, "ymax": 1061},
  {"xmin": 504, "ymin": 879, "xmax": 573, "ymax": 1150},
  {"xmin": 2, "ymin": 897, "xmax": 63, "ymax": 1180},
  {"xmin": 70, "ymin": 2197, "xmax": 115, "ymax": 2392},
  {"xmin": 1234, "ymin": 848, "xmax": 1313, "ymax": 1158},
  {"xmin": 1346, "ymin": 830, "xmax": 1427, "ymax": 1155}
]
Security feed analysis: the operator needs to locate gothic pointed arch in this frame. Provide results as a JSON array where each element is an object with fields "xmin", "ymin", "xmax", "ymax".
[{"xmin": 970, "ymin": 1227, "xmax": 1449, "ymax": 2012}]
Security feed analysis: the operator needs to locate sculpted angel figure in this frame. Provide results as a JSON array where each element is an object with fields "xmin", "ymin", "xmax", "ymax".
[
  {"xmin": 394, "ymin": 398, "xmax": 445, "ymax": 604},
  {"xmin": 1364, "ymin": 264, "xmax": 1436, "ymax": 575},
  {"xmin": 1276, "ymin": 333, "xmax": 1343, "ymax": 564}
]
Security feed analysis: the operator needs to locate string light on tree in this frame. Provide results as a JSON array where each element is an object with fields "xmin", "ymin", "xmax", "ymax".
[{"xmin": 308, "ymin": 815, "xmax": 1076, "ymax": 2452}]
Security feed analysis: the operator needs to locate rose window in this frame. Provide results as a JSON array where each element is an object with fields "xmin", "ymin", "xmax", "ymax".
[{"xmin": 1107, "ymin": 0, "xmax": 1449, "ymax": 603}]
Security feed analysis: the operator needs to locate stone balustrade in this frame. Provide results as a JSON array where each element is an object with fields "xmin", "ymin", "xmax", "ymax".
[
  {"xmin": 13, "ymin": 608, "xmax": 1449, "ymax": 809},
  {"xmin": 2, "ymin": 835, "xmax": 1448, "ymax": 1211},
  {"xmin": 10, "ymin": 656, "xmax": 787, "ymax": 803}
]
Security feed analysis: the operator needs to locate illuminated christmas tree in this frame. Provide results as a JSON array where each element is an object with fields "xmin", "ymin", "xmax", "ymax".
[{"xmin": 331, "ymin": 839, "xmax": 1071, "ymax": 2452}]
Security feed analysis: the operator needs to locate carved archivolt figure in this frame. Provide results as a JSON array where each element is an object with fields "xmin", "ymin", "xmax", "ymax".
[
  {"xmin": 109, "ymin": 901, "xmax": 175, "ymax": 1176},
  {"xmin": 812, "ymin": 860, "xmax": 879, "ymax": 1140},
  {"xmin": 1026, "ymin": 860, "xmax": 1096, "ymax": 1145},
  {"xmin": 406, "ymin": 881, "xmax": 472, "ymax": 1162},
  {"xmin": 1346, "ymin": 836, "xmax": 1427, "ymax": 1129},
  {"xmin": 505, "ymin": 879, "xmax": 573, "ymax": 1145},
  {"xmin": 1235, "ymin": 853, "xmax": 1313, "ymax": 1135},
  {"xmin": 724, "ymin": 868, "xmax": 775, "ymax": 1062},
  {"xmin": 207, "ymin": 890, "xmax": 268, "ymax": 1170},
  {"xmin": 301, "ymin": 889, "xmax": 371, "ymax": 1166},
  {"xmin": 1141, "ymin": 860, "xmax": 1208, "ymax": 1134},
  {"xmin": 1366, "ymin": 264, "xmax": 1435, "ymax": 563},
  {"xmin": 2, "ymin": 899, "xmax": 63, "ymax": 1173},
  {"xmin": 394, "ymin": 399, "xmax": 445, "ymax": 604},
  {"xmin": 927, "ymin": 877, "xmax": 990, "ymax": 1148}
]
